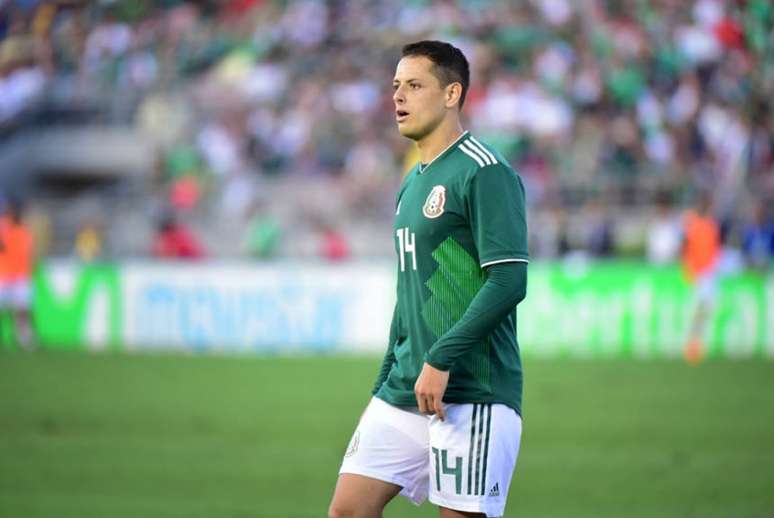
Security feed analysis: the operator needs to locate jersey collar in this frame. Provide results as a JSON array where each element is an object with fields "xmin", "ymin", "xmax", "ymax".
[{"xmin": 418, "ymin": 130, "xmax": 469, "ymax": 174}]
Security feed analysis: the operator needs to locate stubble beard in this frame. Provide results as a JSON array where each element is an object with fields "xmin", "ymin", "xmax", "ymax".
[{"xmin": 397, "ymin": 112, "xmax": 444, "ymax": 143}]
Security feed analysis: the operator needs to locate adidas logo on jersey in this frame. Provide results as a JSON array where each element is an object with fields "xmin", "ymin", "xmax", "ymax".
[{"xmin": 488, "ymin": 482, "xmax": 500, "ymax": 497}]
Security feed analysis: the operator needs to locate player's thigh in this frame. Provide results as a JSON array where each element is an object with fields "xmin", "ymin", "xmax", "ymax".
[
  {"xmin": 10, "ymin": 280, "xmax": 31, "ymax": 312},
  {"xmin": 695, "ymin": 271, "xmax": 718, "ymax": 306},
  {"xmin": 329, "ymin": 473, "xmax": 402, "ymax": 518},
  {"xmin": 338, "ymin": 397, "xmax": 431, "ymax": 506},
  {"xmin": 428, "ymin": 403, "xmax": 522, "ymax": 517}
]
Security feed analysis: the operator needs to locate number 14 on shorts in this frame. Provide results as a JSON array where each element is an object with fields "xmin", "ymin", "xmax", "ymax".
[{"xmin": 431, "ymin": 447, "xmax": 463, "ymax": 495}]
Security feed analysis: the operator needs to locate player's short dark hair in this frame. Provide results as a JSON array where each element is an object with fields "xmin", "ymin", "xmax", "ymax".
[{"xmin": 401, "ymin": 40, "xmax": 470, "ymax": 110}]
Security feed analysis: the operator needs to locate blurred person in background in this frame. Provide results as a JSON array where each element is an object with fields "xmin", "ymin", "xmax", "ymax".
[
  {"xmin": 0, "ymin": 5, "xmax": 49, "ymax": 126},
  {"xmin": 585, "ymin": 198, "xmax": 615, "ymax": 258},
  {"xmin": 681, "ymin": 193, "xmax": 721, "ymax": 364},
  {"xmin": 242, "ymin": 200, "xmax": 281, "ymax": 260},
  {"xmin": 647, "ymin": 192, "xmax": 682, "ymax": 265},
  {"xmin": 742, "ymin": 201, "xmax": 774, "ymax": 271},
  {"xmin": 25, "ymin": 205, "xmax": 51, "ymax": 259},
  {"xmin": 315, "ymin": 218, "xmax": 350, "ymax": 262},
  {"xmin": 152, "ymin": 212, "xmax": 204, "ymax": 260},
  {"xmin": 74, "ymin": 217, "xmax": 103, "ymax": 262},
  {"xmin": 0, "ymin": 199, "xmax": 35, "ymax": 348}
]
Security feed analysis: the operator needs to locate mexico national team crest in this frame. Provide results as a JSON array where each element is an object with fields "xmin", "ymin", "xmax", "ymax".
[{"xmin": 423, "ymin": 185, "xmax": 447, "ymax": 219}]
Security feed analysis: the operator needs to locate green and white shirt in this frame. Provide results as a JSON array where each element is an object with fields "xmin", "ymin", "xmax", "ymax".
[{"xmin": 374, "ymin": 131, "xmax": 528, "ymax": 414}]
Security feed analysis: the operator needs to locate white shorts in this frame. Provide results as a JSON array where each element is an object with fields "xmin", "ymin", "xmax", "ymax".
[
  {"xmin": 695, "ymin": 269, "xmax": 718, "ymax": 304},
  {"xmin": 0, "ymin": 279, "xmax": 31, "ymax": 310},
  {"xmin": 339, "ymin": 397, "xmax": 522, "ymax": 517}
]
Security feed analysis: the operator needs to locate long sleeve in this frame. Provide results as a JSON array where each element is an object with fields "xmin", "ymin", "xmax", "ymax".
[
  {"xmin": 425, "ymin": 261, "xmax": 527, "ymax": 370},
  {"xmin": 372, "ymin": 303, "xmax": 400, "ymax": 394}
]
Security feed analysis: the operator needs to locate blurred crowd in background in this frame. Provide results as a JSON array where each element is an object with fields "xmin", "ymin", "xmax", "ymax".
[{"xmin": 0, "ymin": 0, "xmax": 772, "ymax": 267}]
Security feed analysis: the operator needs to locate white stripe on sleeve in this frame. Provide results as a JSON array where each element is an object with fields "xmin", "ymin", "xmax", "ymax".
[
  {"xmin": 461, "ymin": 140, "xmax": 492, "ymax": 166},
  {"xmin": 459, "ymin": 143, "xmax": 486, "ymax": 167},
  {"xmin": 469, "ymin": 136, "xmax": 498, "ymax": 165},
  {"xmin": 480, "ymin": 258, "xmax": 529, "ymax": 268}
]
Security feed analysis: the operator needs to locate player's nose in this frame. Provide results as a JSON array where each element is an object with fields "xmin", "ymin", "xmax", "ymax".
[{"xmin": 393, "ymin": 87, "xmax": 405, "ymax": 104}]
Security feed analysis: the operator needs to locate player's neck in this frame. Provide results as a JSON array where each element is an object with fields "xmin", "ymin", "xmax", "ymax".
[{"xmin": 416, "ymin": 118, "xmax": 465, "ymax": 165}]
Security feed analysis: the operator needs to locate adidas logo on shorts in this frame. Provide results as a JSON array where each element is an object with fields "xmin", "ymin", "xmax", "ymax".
[{"xmin": 488, "ymin": 482, "xmax": 500, "ymax": 497}]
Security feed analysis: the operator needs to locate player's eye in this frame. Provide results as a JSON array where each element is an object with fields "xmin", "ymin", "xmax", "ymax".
[{"xmin": 410, "ymin": 83, "xmax": 420, "ymax": 89}]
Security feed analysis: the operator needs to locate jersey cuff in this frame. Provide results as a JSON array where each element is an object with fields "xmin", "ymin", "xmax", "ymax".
[
  {"xmin": 480, "ymin": 257, "xmax": 529, "ymax": 268},
  {"xmin": 424, "ymin": 351, "xmax": 451, "ymax": 371}
]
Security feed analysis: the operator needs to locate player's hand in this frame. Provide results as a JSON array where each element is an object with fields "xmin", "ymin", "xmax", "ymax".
[{"xmin": 414, "ymin": 362, "xmax": 449, "ymax": 421}]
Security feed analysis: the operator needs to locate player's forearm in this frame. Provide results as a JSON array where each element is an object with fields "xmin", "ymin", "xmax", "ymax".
[
  {"xmin": 372, "ymin": 303, "xmax": 399, "ymax": 394},
  {"xmin": 425, "ymin": 262, "xmax": 527, "ymax": 370}
]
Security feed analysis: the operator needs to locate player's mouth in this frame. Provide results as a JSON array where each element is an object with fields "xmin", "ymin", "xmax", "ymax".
[{"xmin": 396, "ymin": 110, "xmax": 409, "ymax": 123}]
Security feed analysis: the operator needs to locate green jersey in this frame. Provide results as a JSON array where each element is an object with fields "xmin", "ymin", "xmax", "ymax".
[{"xmin": 374, "ymin": 131, "xmax": 528, "ymax": 414}]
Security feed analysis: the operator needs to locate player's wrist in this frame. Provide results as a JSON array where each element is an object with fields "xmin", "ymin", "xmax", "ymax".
[{"xmin": 424, "ymin": 352, "xmax": 450, "ymax": 372}]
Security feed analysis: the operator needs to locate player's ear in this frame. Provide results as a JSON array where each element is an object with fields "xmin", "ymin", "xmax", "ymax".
[{"xmin": 445, "ymin": 82, "xmax": 462, "ymax": 109}]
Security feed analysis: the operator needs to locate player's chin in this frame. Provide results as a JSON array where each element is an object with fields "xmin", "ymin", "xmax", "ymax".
[{"xmin": 396, "ymin": 123, "xmax": 423, "ymax": 140}]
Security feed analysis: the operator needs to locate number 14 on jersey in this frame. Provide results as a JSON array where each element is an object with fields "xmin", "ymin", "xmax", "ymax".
[{"xmin": 396, "ymin": 227, "xmax": 417, "ymax": 272}]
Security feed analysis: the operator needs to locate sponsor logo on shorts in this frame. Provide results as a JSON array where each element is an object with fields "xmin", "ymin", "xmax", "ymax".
[
  {"xmin": 488, "ymin": 482, "xmax": 500, "ymax": 497},
  {"xmin": 344, "ymin": 430, "xmax": 360, "ymax": 457}
]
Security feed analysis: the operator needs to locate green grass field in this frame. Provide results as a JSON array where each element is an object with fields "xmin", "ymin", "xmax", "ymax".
[{"xmin": 1, "ymin": 352, "xmax": 773, "ymax": 518}]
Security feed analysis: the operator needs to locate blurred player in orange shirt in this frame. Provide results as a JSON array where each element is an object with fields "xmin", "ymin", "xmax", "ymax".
[
  {"xmin": 0, "ymin": 200, "xmax": 35, "ymax": 348},
  {"xmin": 681, "ymin": 194, "xmax": 721, "ymax": 364}
]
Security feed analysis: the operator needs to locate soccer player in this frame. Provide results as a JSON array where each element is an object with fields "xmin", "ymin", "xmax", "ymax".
[
  {"xmin": 681, "ymin": 193, "xmax": 721, "ymax": 364},
  {"xmin": 329, "ymin": 41, "xmax": 528, "ymax": 518},
  {"xmin": 0, "ymin": 199, "xmax": 35, "ymax": 348}
]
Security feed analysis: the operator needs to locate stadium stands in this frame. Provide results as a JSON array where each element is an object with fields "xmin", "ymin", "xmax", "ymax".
[{"xmin": 0, "ymin": 0, "xmax": 771, "ymax": 263}]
